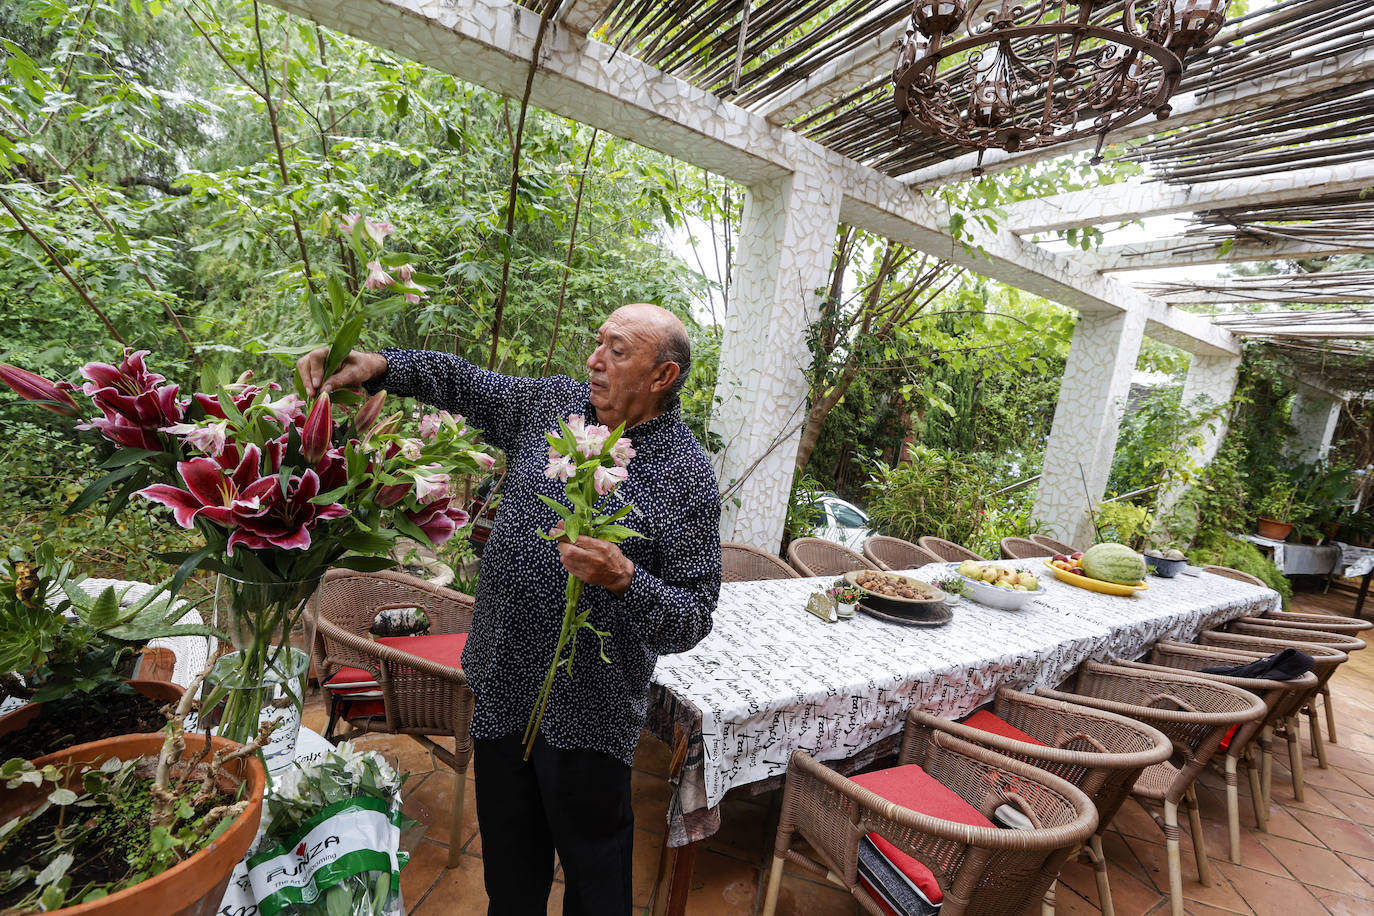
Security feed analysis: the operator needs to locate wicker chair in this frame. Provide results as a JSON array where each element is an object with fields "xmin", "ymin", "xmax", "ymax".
[
  {"xmin": 1197, "ymin": 630, "xmax": 1348, "ymax": 795},
  {"xmin": 721, "ymin": 542, "xmax": 800, "ymax": 582},
  {"xmin": 918, "ymin": 537, "xmax": 987, "ymax": 563},
  {"xmin": 863, "ymin": 535, "xmax": 942, "ymax": 572},
  {"xmin": 1030, "ymin": 534, "xmax": 1077, "ymax": 556},
  {"xmin": 313, "ymin": 568, "xmax": 475, "ymax": 867},
  {"xmin": 1201, "ymin": 565, "xmax": 1266, "ymax": 587},
  {"xmin": 1258, "ymin": 608, "xmax": 1373, "ymax": 635},
  {"xmin": 1114, "ymin": 643, "xmax": 1318, "ymax": 865},
  {"xmin": 786, "ymin": 537, "xmax": 877, "ymax": 578},
  {"xmin": 1223, "ymin": 619, "xmax": 1364, "ymax": 756},
  {"xmin": 1037, "ymin": 662, "xmax": 1266, "ymax": 916},
  {"xmin": 1000, "ymin": 537, "xmax": 1052, "ymax": 560},
  {"xmin": 761, "ymin": 730, "xmax": 1098, "ymax": 916},
  {"xmin": 902, "ymin": 690, "xmax": 1171, "ymax": 916}
]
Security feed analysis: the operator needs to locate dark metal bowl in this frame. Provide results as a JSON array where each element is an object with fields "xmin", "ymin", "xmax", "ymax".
[{"xmin": 844, "ymin": 570, "xmax": 947, "ymax": 619}]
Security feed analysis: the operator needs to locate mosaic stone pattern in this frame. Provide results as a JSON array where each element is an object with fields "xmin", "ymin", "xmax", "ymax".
[
  {"xmin": 1035, "ymin": 310, "xmax": 1148, "ymax": 548},
  {"xmin": 1290, "ymin": 380, "xmax": 1343, "ymax": 463},
  {"xmin": 712, "ymin": 170, "xmax": 840, "ymax": 547}
]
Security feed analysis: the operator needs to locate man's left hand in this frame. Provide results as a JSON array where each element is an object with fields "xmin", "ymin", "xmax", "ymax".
[{"xmin": 557, "ymin": 536, "xmax": 635, "ymax": 594}]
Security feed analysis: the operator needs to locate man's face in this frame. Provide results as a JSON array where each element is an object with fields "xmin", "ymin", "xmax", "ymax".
[{"xmin": 585, "ymin": 307, "xmax": 662, "ymax": 427}]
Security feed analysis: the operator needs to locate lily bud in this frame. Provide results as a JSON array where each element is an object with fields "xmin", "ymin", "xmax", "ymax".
[
  {"xmin": 354, "ymin": 390, "xmax": 386, "ymax": 434},
  {"xmin": 301, "ymin": 393, "xmax": 333, "ymax": 464},
  {"xmin": 0, "ymin": 363, "xmax": 80, "ymax": 417},
  {"xmin": 368, "ymin": 412, "xmax": 403, "ymax": 441},
  {"xmin": 376, "ymin": 482, "xmax": 412, "ymax": 507}
]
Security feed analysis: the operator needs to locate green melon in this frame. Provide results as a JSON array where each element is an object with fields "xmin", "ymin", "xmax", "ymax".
[{"xmin": 1080, "ymin": 543, "xmax": 1146, "ymax": 585}]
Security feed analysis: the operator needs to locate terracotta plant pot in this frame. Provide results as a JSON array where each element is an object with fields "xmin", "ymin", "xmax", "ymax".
[
  {"xmin": 0, "ymin": 679, "xmax": 185, "ymax": 746},
  {"xmin": 3, "ymin": 733, "xmax": 266, "ymax": 916},
  {"xmin": 1256, "ymin": 517, "xmax": 1294, "ymax": 541}
]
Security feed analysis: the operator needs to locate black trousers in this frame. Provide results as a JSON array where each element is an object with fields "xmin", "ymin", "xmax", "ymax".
[{"xmin": 473, "ymin": 733, "xmax": 634, "ymax": 915}]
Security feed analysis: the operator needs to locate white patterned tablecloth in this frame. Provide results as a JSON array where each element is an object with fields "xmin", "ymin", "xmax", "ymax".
[
  {"xmin": 649, "ymin": 561, "xmax": 1278, "ymax": 845},
  {"xmin": 1336, "ymin": 543, "xmax": 1374, "ymax": 579}
]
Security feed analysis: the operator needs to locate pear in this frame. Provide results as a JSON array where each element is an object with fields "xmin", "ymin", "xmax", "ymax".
[
  {"xmin": 958, "ymin": 560, "xmax": 982, "ymax": 579},
  {"xmin": 1016, "ymin": 572, "xmax": 1038, "ymax": 589},
  {"xmin": 981, "ymin": 567, "xmax": 999, "ymax": 583}
]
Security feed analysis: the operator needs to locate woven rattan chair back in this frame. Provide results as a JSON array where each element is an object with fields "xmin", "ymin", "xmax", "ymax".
[
  {"xmin": 1226, "ymin": 619, "xmax": 1366, "ymax": 653},
  {"xmin": 917, "ymin": 536, "xmax": 986, "ymax": 563},
  {"xmin": 1000, "ymin": 536, "xmax": 1052, "ymax": 560},
  {"xmin": 315, "ymin": 568, "xmax": 476, "ymax": 867},
  {"xmin": 863, "ymin": 535, "xmax": 942, "ymax": 572},
  {"xmin": 1201, "ymin": 565, "xmax": 1266, "ymax": 587},
  {"xmin": 1259, "ymin": 608, "xmax": 1373, "ymax": 635},
  {"xmin": 786, "ymin": 537, "xmax": 876, "ymax": 578},
  {"xmin": 1036, "ymin": 661, "xmax": 1266, "ymax": 916},
  {"xmin": 762, "ymin": 730, "xmax": 1098, "ymax": 916},
  {"xmin": 1031, "ymin": 534, "xmax": 1077, "ymax": 555},
  {"xmin": 721, "ymin": 542, "xmax": 800, "ymax": 582}
]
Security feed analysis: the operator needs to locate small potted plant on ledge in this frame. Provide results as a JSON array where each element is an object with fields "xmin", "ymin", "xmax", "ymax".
[{"xmin": 1254, "ymin": 477, "xmax": 1299, "ymax": 541}]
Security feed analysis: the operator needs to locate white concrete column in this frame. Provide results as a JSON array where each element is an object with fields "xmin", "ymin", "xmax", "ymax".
[
  {"xmin": 1180, "ymin": 353, "xmax": 1242, "ymax": 470},
  {"xmin": 1289, "ymin": 380, "xmax": 1343, "ymax": 463},
  {"xmin": 1034, "ymin": 310, "xmax": 1148, "ymax": 549},
  {"xmin": 712, "ymin": 166, "xmax": 840, "ymax": 549}
]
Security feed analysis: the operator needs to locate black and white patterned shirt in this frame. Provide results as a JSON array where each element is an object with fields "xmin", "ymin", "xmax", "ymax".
[{"xmin": 369, "ymin": 348, "xmax": 721, "ymax": 764}]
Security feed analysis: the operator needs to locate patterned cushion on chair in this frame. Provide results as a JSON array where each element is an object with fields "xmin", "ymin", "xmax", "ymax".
[
  {"xmin": 851, "ymin": 763, "xmax": 995, "ymax": 907},
  {"xmin": 962, "ymin": 709, "xmax": 1047, "ymax": 747}
]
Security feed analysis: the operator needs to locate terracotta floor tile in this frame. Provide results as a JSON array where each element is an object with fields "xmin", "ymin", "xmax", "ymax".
[
  {"xmin": 411, "ymin": 852, "xmax": 488, "ymax": 914},
  {"xmin": 1057, "ymin": 844, "xmax": 1167, "ymax": 914},
  {"xmin": 634, "ymin": 730, "xmax": 674, "ymax": 778},
  {"xmin": 1214, "ymin": 862, "xmax": 1329, "ymax": 916},
  {"xmin": 766, "ymin": 866, "xmax": 859, "ymax": 916},
  {"xmin": 703, "ymin": 797, "xmax": 775, "ymax": 866},
  {"xmin": 1276, "ymin": 783, "xmax": 1347, "ymax": 818},
  {"xmin": 399, "ymin": 837, "xmax": 451, "ymax": 909},
  {"xmin": 1181, "ymin": 902, "xmax": 1253, "ymax": 916},
  {"xmin": 402, "ymin": 768, "xmax": 480, "ymax": 852},
  {"xmin": 1254, "ymin": 834, "xmax": 1374, "ymax": 897},
  {"xmin": 1258, "ymin": 804, "xmax": 1321, "ymax": 844},
  {"xmin": 631, "ymin": 827, "xmax": 664, "ymax": 909},
  {"xmin": 1112, "ymin": 798, "xmax": 1167, "ymax": 841},
  {"xmin": 1293, "ymin": 762, "xmax": 1371, "ymax": 798},
  {"xmin": 1337, "ymin": 852, "xmax": 1374, "ymax": 889},
  {"xmin": 684, "ymin": 848, "xmax": 762, "ymax": 915},
  {"xmin": 1317, "ymin": 789, "xmax": 1374, "ymax": 829},
  {"xmin": 1313, "ymin": 888, "xmax": 1374, "ymax": 916},
  {"xmin": 1319, "ymin": 744, "xmax": 1374, "ymax": 779},
  {"xmin": 1293, "ymin": 810, "xmax": 1374, "ymax": 859},
  {"xmin": 631, "ymin": 767, "xmax": 674, "ymax": 835},
  {"xmin": 1340, "ymin": 768, "xmax": 1374, "ymax": 799}
]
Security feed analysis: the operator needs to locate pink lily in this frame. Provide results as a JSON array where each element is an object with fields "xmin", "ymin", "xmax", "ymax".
[
  {"xmin": 0, "ymin": 364, "xmax": 79, "ymax": 417},
  {"xmin": 364, "ymin": 261, "xmax": 393, "ymax": 291},
  {"xmin": 404, "ymin": 498, "xmax": 469, "ymax": 546}
]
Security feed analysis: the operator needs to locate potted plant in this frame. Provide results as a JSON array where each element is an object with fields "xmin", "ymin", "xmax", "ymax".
[
  {"xmin": 932, "ymin": 574, "xmax": 965, "ymax": 606},
  {"xmin": 827, "ymin": 580, "xmax": 864, "ymax": 618},
  {"xmin": 1254, "ymin": 477, "xmax": 1299, "ymax": 541},
  {"xmin": 0, "ymin": 672, "xmax": 268, "ymax": 915},
  {"xmin": 0, "ymin": 547, "xmax": 219, "ymax": 760}
]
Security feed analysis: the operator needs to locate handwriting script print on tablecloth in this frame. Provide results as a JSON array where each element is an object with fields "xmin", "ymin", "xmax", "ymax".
[{"xmin": 649, "ymin": 561, "xmax": 1278, "ymax": 846}]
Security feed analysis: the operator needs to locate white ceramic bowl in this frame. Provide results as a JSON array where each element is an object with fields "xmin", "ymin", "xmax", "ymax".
[{"xmin": 947, "ymin": 563, "xmax": 1046, "ymax": 611}]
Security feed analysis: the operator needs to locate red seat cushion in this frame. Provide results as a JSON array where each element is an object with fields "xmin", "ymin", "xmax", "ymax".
[
  {"xmin": 374, "ymin": 632, "xmax": 467, "ymax": 665},
  {"xmin": 324, "ymin": 633, "xmax": 468, "ymax": 721},
  {"xmin": 323, "ymin": 665, "xmax": 381, "ymax": 695},
  {"xmin": 851, "ymin": 763, "xmax": 995, "ymax": 905},
  {"xmin": 1219, "ymin": 723, "xmax": 1240, "ymax": 751},
  {"xmin": 962, "ymin": 709, "xmax": 1047, "ymax": 747}
]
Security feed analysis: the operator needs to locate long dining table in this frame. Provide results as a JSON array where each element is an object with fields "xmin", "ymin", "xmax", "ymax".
[{"xmin": 641, "ymin": 559, "xmax": 1280, "ymax": 914}]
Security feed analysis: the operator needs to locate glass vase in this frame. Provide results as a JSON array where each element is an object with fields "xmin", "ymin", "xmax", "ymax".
[{"xmin": 203, "ymin": 575, "xmax": 320, "ymax": 772}]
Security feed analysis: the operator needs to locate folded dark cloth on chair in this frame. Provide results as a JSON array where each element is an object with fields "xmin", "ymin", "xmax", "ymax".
[{"xmin": 1201, "ymin": 647, "xmax": 1315, "ymax": 680}]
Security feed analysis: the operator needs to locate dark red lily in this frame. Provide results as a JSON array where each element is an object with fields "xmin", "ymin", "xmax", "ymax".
[
  {"xmin": 301, "ymin": 394, "xmax": 333, "ymax": 464},
  {"xmin": 0, "ymin": 364, "xmax": 79, "ymax": 417}
]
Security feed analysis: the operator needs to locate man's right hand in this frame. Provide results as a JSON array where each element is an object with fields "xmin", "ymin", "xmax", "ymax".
[{"xmin": 297, "ymin": 348, "xmax": 389, "ymax": 398}]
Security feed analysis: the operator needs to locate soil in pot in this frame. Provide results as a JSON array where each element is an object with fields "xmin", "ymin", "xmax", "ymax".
[
  {"xmin": 0, "ymin": 684, "xmax": 181, "ymax": 761},
  {"xmin": 0, "ymin": 756, "xmax": 238, "ymax": 912}
]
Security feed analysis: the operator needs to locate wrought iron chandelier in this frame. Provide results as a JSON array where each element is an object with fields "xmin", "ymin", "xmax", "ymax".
[{"xmin": 892, "ymin": 1, "xmax": 1231, "ymax": 172}]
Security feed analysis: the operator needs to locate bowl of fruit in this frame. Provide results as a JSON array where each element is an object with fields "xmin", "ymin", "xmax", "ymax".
[
  {"xmin": 1045, "ymin": 544, "xmax": 1150, "ymax": 596},
  {"xmin": 1142, "ymin": 549, "xmax": 1187, "ymax": 578},
  {"xmin": 949, "ymin": 561, "xmax": 1045, "ymax": 611}
]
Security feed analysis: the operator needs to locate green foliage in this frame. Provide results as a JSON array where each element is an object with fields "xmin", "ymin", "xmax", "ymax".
[
  {"xmin": 863, "ymin": 446, "xmax": 989, "ymax": 549},
  {"xmin": 1092, "ymin": 501, "xmax": 1151, "ymax": 551},
  {"xmin": 1108, "ymin": 384, "xmax": 1221, "ymax": 498},
  {"xmin": 783, "ymin": 475, "xmax": 825, "ymax": 548},
  {"xmin": 1188, "ymin": 533, "xmax": 1293, "ymax": 608}
]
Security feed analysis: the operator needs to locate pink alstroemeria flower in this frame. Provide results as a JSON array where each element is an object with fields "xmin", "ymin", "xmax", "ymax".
[
  {"xmin": 413, "ymin": 467, "xmax": 451, "ymax": 505},
  {"xmin": 609, "ymin": 437, "xmax": 636, "ymax": 469},
  {"xmin": 404, "ymin": 498, "xmax": 469, "ymax": 547},
  {"xmin": 469, "ymin": 450, "xmax": 496, "ymax": 471},
  {"xmin": 0, "ymin": 364, "xmax": 79, "ymax": 417},
  {"xmin": 593, "ymin": 464, "xmax": 628, "ymax": 496},
  {"xmin": 340, "ymin": 213, "xmax": 392, "ymax": 245},
  {"xmin": 163, "ymin": 420, "xmax": 230, "ymax": 456},
  {"xmin": 574, "ymin": 422, "xmax": 612, "ymax": 460},
  {"xmin": 544, "ymin": 452, "xmax": 576, "ymax": 483},
  {"xmin": 364, "ymin": 261, "xmax": 393, "ymax": 291}
]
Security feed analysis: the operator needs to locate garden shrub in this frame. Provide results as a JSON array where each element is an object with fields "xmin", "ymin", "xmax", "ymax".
[
  {"xmin": 863, "ymin": 446, "xmax": 988, "ymax": 548},
  {"xmin": 1188, "ymin": 533, "xmax": 1292, "ymax": 608}
]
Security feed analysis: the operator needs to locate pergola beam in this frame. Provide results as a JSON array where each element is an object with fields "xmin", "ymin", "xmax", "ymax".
[
  {"xmin": 1002, "ymin": 161, "xmax": 1374, "ymax": 236},
  {"xmin": 262, "ymin": 0, "xmax": 1237, "ymax": 357},
  {"xmin": 756, "ymin": 19, "xmax": 907, "ymax": 125},
  {"xmin": 555, "ymin": 0, "xmax": 613, "ymax": 35},
  {"xmin": 1075, "ymin": 236, "xmax": 1372, "ymax": 272},
  {"xmin": 903, "ymin": 43, "xmax": 1374, "ymax": 189}
]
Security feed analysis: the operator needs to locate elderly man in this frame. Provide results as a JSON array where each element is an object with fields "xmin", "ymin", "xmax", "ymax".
[{"xmin": 298, "ymin": 303, "xmax": 721, "ymax": 915}]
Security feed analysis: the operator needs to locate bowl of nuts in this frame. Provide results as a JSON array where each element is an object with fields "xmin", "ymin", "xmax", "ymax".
[{"xmin": 844, "ymin": 569, "xmax": 948, "ymax": 623}]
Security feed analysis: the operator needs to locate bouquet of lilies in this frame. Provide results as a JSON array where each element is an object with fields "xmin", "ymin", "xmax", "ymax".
[{"xmin": 523, "ymin": 414, "xmax": 640, "ymax": 758}]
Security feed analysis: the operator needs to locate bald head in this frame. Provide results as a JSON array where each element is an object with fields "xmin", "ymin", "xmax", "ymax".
[{"xmin": 612, "ymin": 304, "xmax": 691, "ymax": 405}]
